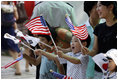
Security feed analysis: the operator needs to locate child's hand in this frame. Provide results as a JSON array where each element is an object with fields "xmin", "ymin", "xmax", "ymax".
[
  {"xmin": 81, "ymin": 46, "xmax": 90, "ymax": 55},
  {"xmin": 51, "ymin": 46, "xmax": 60, "ymax": 54},
  {"xmin": 57, "ymin": 51, "xmax": 64, "ymax": 58},
  {"xmin": 34, "ymin": 49, "xmax": 42, "ymax": 55}
]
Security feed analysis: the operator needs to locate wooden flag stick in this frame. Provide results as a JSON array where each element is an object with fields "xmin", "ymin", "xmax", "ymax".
[
  {"xmin": 77, "ymin": 38, "xmax": 83, "ymax": 48},
  {"xmin": 49, "ymin": 35, "xmax": 58, "ymax": 52},
  {"xmin": 41, "ymin": 15, "xmax": 58, "ymax": 52},
  {"xmin": 65, "ymin": 14, "xmax": 83, "ymax": 48}
]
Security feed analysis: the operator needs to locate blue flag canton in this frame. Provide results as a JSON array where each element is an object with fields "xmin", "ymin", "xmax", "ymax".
[
  {"xmin": 40, "ymin": 16, "xmax": 47, "ymax": 27},
  {"xmin": 65, "ymin": 17, "xmax": 75, "ymax": 30}
]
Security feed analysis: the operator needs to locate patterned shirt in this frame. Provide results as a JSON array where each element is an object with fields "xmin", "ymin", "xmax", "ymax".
[
  {"xmin": 102, "ymin": 71, "xmax": 117, "ymax": 79},
  {"xmin": 57, "ymin": 52, "xmax": 89, "ymax": 79}
]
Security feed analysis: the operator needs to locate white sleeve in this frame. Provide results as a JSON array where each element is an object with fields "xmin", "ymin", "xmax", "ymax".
[
  {"xmin": 56, "ymin": 52, "xmax": 72, "ymax": 64},
  {"xmin": 79, "ymin": 54, "xmax": 89, "ymax": 65},
  {"xmin": 56, "ymin": 55, "xmax": 67, "ymax": 64}
]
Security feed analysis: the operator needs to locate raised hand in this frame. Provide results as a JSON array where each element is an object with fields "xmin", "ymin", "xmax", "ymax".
[
  {"xmin": 57, "ymin": 51, "xmax": 64, "ymax": 58},
  {"xmin": 81, "ymin": 46, "xmax": 90, "ymax": 55},
  {"xmin": 34, "ymin": 49, "xmax": 43, "ymax": 56}
]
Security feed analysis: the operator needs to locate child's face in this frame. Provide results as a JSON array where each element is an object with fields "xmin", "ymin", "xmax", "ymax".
[
  {"xmin": 108, "ymin": 59, "xmax": 116, "ymax": 72},
  {"xmin": 70, "ymin": 36, "xmax": 81, "ymax": 54},
  {"xmin": 38, "ymin": 36, "xmax": 49, "ymax": 49}
]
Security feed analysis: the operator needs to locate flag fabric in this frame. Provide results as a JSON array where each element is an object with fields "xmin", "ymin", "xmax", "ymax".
[
  {"xmin": 50, "ymin": 70, "xmax": 72, "ymax": 79},
  {"xmin": 65, "ymin": 15, "xmax": 88, "ymax": 40},
  {"xmin": 25, "ymin": 16, "xmax": 58, "ymax": 51},
  {"xmin": 15, "ymin": 30, "xmax": 52, "ymax": 48},
  {"xmin": 22, "ymin": 35, "xmax": 40, "ymax": 47},
  {"xmin": 74, "ymin": 24, "xmax": 88, "ymax": 40},
  {"xmin": 25, "ymin": 16, "xmax": 51, "ymax": 35},
  {"xmin": 4, "ymin": 33, "xmax": 35, "ymax": 51},
  {"xmin": 92, "ymin": 53, "xmax": 109, "ymax": 73},
  {"xmin": 4, "ymin": 33, "xmax": 21, "ymax": 44},
  {"xmin": 20, "ymin": 34, "xmax": 52, "ymax": 48}
]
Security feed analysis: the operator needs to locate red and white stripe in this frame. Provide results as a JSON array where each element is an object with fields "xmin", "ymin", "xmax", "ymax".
[
  {"xmin": 63, "ymin": 76, "xmax": 72, "ymax": 79},
  {"xmin": 71, "ymin": 24, "xmax": 88, "ymax": 40},
  {"xmin": 25, "ymin": 16, "xmax": 51, "ymax": 35}
]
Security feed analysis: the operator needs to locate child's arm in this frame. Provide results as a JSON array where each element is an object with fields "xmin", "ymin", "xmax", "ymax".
[
  {"xmin": 23, "ymin": 54, "xmax": 41, "ymax": 66},
  {"xmin": 58, "ymin": 51, "xmax": 81, "ymax": 64},
  {"xmin": 54, "ymin": 58, "xmax": 65, "ymax": 75},
  {"xmin": 57, "ymin": 46, "xmax": 71, "ymax": 53},
  {"xmin": 35, "ymin": 49, "xmax": 65, "ymax": 74},
  {"xmin": 35, "ymin": 49, "xmax": 57, "ymax": 60}
]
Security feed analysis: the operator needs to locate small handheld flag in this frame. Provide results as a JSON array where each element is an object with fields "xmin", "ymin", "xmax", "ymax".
[
  {"xmin": 4, "ymin": 33, "xmax": 35, "ymax": 51},
  {"xmin": 25, "ymin": 16, "xmax": 51, "ymax": 35},
  {"xmin": 65, "ymin": 14, "xmax": 88, "ymax": 40},
  {"xmin": 92, "ymin": 53, "xmax": 109, "ymax": 73},
  {"xmin": 15, "ymin": 30, "xmax": 52, "ymax": 48},
  {"xmin": 74, "ymin": 24, "xmax": 88, "ymax": 40},
  {"xmin": 1, "ymin": 47, "xmax": 24, "ymax": 69},
  {"xmin": 50, "ymin": 69, "xmax": 72, "ymax": 79},
  {"xmin": 65, "ymin": 14, "xmax": 88, "ymax": 48},
  {"xmin": 25, "ymin": 16, "xmax": 58, "ymax": 51},
  {"xmin": 4, "ymin": 33, "xmax": 21, "ymax": 44}
]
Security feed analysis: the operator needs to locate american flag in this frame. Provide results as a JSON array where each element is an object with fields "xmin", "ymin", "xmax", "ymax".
[
  {"xmin": 25, "ymin": 16, "xmax": 51, "ymax": 35},
  {"xmin": 65, "ymin": 15, "xmax": 88, "ymax": 40},
  {"xmin": 50, "ymin": 70, "xmax": 72, "ymax": 79}
]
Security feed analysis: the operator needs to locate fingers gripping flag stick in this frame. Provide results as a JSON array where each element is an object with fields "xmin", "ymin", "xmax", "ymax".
[
  {"xmin": 1, "ymin": 47, "xmax": 24, "ymax": 69},
  {"xmin": 50, "ymin": 69, "xmax": 72, "ymax": 79},
  {"xmin": 25, "ymin": 16, "xmax": 58, "ymax": 51},
  {"xmin": 65, "ymin": 14, "xmax": 88, "ymax": 48}
]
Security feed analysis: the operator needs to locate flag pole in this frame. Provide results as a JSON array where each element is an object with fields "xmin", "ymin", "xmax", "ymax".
[
  {"xmin": 20, "ymin": 42, "xmax": 35, "ymax": 51},
  {"xmin": 39, "ymin": 41, "xmax": 52, "ymax": 49},
  {"xmin": 20, "ymin": 42, "xmax": 37, "ymax": 58},
  {"xmin": 49, "ymin": 35, "xmax": 58, "ymax": 52},
  {"xmin": 41, "ymin": 16, "xmax": 58, "ymax": 52},
  {"xmin": 77, "ymin": 38, "xmax": 83, "ymax": 48}
]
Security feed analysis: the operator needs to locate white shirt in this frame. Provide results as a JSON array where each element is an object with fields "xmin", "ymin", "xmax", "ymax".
[
  {"xmin": 57, "ymin": 52, "xmax": 89, "ymax": 79},
  {"xmin": 102, "ymin": 71, "xmax": 117, "ymax": 79}
]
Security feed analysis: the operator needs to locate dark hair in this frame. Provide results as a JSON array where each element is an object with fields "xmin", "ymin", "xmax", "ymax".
[
  {"xmin": 81, "ymin": 35, "xmax": 91, "ymax": 48},
  {"xmin": 99, "ymin": 1, "xmax": 117, "ymax": 20},
  {"xmin": 84, "ymin": 1, "xmax": 97, "ymax": 17},
  {"xmin": 114, "ymin": 66, "xmax": 117, "ymax": 72},
  {"xmin": 38, "ymin": 21, "xmax": 57, "ymax": 42}
]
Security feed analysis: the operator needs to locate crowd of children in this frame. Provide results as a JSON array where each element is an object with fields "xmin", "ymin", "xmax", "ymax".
[{"xmin": 1, "ymin": 1, "xmax": 117, "ymax": 79}]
